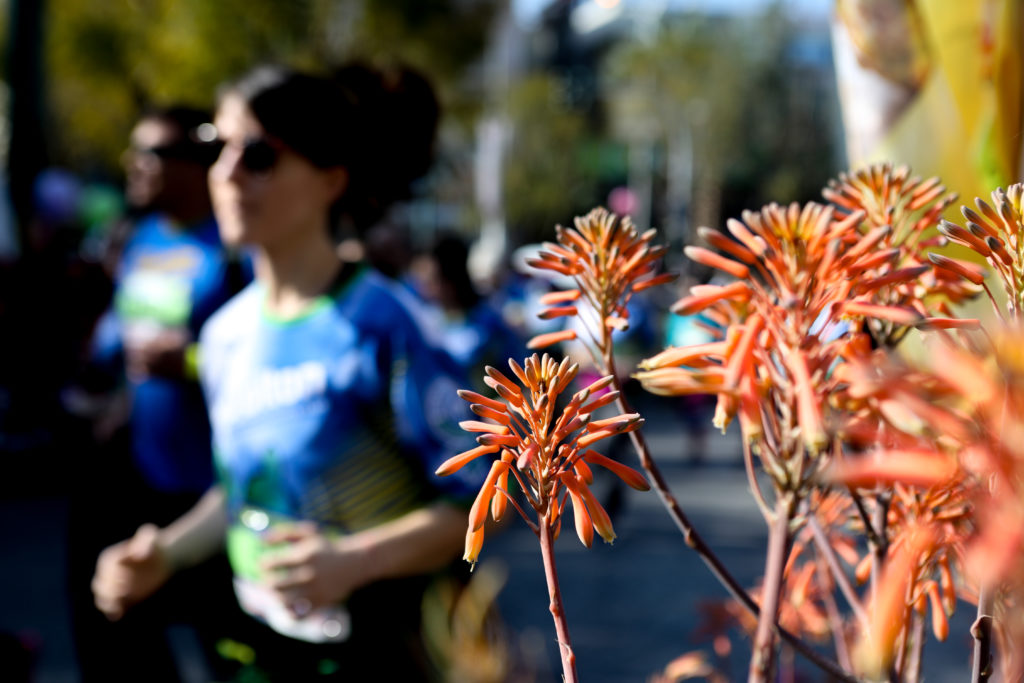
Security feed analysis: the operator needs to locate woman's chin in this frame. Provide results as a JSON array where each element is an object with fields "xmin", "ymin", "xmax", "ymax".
[{"xmin": 217, "ymin": 220, "xmax": 254, "ymax": 248}]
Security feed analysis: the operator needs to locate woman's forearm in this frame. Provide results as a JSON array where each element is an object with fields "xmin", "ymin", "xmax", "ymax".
[
  {"xmin": 158, "ymin": 486, "xmax": 229, "ymax": 572},
  {"xmin": 349, "ymin": 501, "xmax": 465, "ymax": 585}
]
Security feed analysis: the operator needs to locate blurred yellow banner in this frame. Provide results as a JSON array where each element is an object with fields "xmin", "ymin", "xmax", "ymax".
[{"xmin": 835, "ymin": 0, "xmax": 1022, "ymax": 201}]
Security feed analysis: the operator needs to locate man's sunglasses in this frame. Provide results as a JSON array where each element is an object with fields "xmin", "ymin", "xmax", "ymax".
[
  {"xmin": 197, "ymin": 124, "xmax": 280, "ymax": 174},
  {"xmin": 129, "ymin": 141, "xmax": 220, "ymax": 166}
]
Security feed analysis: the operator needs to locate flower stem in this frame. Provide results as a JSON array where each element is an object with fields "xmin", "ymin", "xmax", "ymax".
[
  {"xmin": 902, "ymin": 609, "xmax": 924, "ymax": 683},
  {"xmin": 808, "ymin": 514, "xmax": 868, "ymax": 630},
  {"xmin": 539, "ymin": 513, "xmax": 578, "ymax": 683},
  {"xmin": 604, "ymin": 356, "xmax": 855, "ymax": 681},
  {"xmin": 970, "ymin": 584, "xmax": 994, "ymax": 683},
  {"xmin": 749, "ymin": 493, "xmax": 795, "ymax": 683}
]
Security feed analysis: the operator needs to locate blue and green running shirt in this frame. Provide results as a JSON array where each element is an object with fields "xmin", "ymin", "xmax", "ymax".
[
  {"xmin": 198, "ymin": 264, "xmax": 481, "ymax": 636},
  {"xmin": 93, "ymin": 213, "xmax": 248, "ymax": 493}
]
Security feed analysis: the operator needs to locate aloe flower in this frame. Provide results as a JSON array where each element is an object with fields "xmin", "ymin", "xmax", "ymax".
[
  {"xmin": 436, "ymin": 353, "xmax": 648, "ymax": 559},
  {"xmin": 829, "ymin": 332, "xmax": 1024, "ymax": 681},
  {"xmin": 526, "ymin": 207, "xmax": 859, "ymax": 681},
  {"xmin": 935, "ymin": 183, "xmax": 1024, "ymax": 321},
  {"xmin": 823, "ymin": 163, "xmax": 980, "ymax": 347},
  {"xmin": 526, "ymin": 206, "xmax": 676, "ymax": 363},
  {"xmin": 634, "ymin": 194, "xmax": 975, "ymax": 682},
  {"xmin": 693, "ymin": 494, "xmax": 856, "ymax": 673},
  {"xmin": 637, "ymin": 202, "xmax": 921, "ymax": 488},
  {"xmin": 436, "ymin": 353, "xmax": 648, "ymax": 683}
]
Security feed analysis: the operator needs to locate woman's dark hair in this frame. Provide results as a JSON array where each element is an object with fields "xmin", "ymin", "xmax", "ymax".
[{"xmin": 222, "ymin": 62, "xmax": 439, "ymax": 234}]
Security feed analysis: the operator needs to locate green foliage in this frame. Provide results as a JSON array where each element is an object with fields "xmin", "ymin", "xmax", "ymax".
[
  {"xmin": 602, "ymin": 6, "xmax": 841, "ymax": 228},
  {"xmin": 43, "ymin": 0, "xmax": 496, "ymax": 175},
  {"xmin": 357, "ymin": 0, "xmax": 496, "ymax": 84},
  {"xmin": 604, "ymin": 14, "xmax": 749, "ymax": 180},
  {"xmin": 46, "ymin": 0, "xmax": 313, "ymax": 171},
  {"xmin": 502, "ymin": 73, "xmax": 608, "ymax": 244}
]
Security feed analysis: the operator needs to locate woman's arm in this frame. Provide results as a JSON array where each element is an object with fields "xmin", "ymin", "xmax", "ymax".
[
  {"xmin": 92, "ymin": 486, "xmax": 228, "ymax": 620},
  {"xmin": 261, "ymin": 501, "xmax": 465, "ymax": 612},
  {"xmin": 159, "ymin": 485, "xmax": 230, "ymax": 570}
]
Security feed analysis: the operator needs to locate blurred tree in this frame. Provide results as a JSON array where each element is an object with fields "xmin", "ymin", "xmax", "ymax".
[
  {"xmin": 724, "ymin": 6, "xmax": 841, "ymax": 214},
  {"xmin": 46, "ymin": 0, "xmax": 309, "ymax": 172},
  {"xmin": 501, "ymin": 72, "xmax": 607, "ymax": 244},
  {"xmin": 604, "ymin": 13, "xmax": 747, "ymax": 242},
  {"xmin": 602, "ymin": 6, "xmax": 841, "ymax": 254},
  {"xmin": 355, "ymin": 0, "xmax": 496, "ymax": 86},
  {"xmin": 43, "ymin": 0, "xmax": 497, "ymax": 176},
  {"xmin": 7, "ymin": 0, "xmax": 44, "ymax": 235}
]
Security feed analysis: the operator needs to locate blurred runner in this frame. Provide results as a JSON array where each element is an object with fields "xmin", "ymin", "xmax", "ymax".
[
  {"xmin": 410, "ymin": 232, "xmax": 528, "ymax": 392},
  {"xmin": 67, "ymin": 105, "xmax": 250, "ymax": 682},
  {"xmin": 91, "ymin": 64, "xmax": 483, "ymax": 681}
]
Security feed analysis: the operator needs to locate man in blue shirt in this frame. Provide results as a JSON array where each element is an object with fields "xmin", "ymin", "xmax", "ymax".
[{"xmin": 68, "ymin": 105, "xmax": 249, "ymax": 683}]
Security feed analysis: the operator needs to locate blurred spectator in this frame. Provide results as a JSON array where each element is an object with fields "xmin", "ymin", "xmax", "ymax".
[
  {"xmin": 91, "ymin": 64, "xmax": 483, "ymax": 681},
  {"xmin": 0, "ymin": 165, "xmax": 112, "ymax": 497},
  {"xmin": 410, "ymin": 232, "xmax": 528, "ymax": 390},
  {"xmin": 67, "ymin": 104, "xmax": 250, "ymax": 682}
]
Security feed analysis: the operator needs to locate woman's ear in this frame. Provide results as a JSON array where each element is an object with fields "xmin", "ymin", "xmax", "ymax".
[{"xmin": 325, "ymin": 167, "xmax": 349, "ymax": 203}]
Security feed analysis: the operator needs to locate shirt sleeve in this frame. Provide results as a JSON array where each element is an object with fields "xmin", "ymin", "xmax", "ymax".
[{"xmin": 385, "ymin": 299, "xmax": 488, "ymax": 506}]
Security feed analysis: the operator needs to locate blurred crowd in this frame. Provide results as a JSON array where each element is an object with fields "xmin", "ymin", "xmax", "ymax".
[{"xmin": 0, "ymin": 57, "xmax": 705, "ymax": 683}]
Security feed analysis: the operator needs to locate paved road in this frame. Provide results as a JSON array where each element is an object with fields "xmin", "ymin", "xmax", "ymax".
[
  {"xmin": 0, "ymin": 394, "xmax": 979, "ymax": 681},
  {"xmin": 480, "ymin": 395, "xmax": 978, "ymax": 682}
]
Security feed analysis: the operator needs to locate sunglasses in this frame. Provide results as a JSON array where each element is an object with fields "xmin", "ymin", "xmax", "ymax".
[
  {"xmin": 209, "ymin": 137, "xmax": 281, "ymax": 174},
  {"xmin": 128, "ymin": 141, "xmax": 220, "ymax": 166}
]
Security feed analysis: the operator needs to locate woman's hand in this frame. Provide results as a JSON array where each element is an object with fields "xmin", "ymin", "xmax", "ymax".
[
  {"xmin": 91, "ymin": 524, "xmax": 173, "ymax": 621},
  {"xmin": 260, "ymin": 523, "xmax": 371, "ymax": 615}
]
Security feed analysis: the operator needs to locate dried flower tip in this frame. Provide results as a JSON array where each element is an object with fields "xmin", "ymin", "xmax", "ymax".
[
  {"xmin": 484, "ymin": 365, "xmax": 521, "ymax": 396},
  {"xmin": 476, "ymin": 433, "xmax": 519, "ymax": 448},
  {"xmin": 927, "ymin": 253, "xmax": 986, "ymax": 285},
  {"xmin": 538, "ymin": 306, "xmax": 578, "ymax": 320},
  {"xmin": 470, "ymin": 403, "xmax": 512, "ymax": 425},
  {"xmin": 464, "ymin": 525, "xmax": 485, "ymax": 568}
]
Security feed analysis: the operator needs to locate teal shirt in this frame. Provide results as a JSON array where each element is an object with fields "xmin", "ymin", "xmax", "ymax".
[{"xmin": 199, "ymin": 266, "xmax": 480, "ymax": 544}]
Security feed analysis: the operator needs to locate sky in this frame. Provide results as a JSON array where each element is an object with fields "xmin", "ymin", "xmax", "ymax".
[{"xmin": 511, "ymin": 0, "xmax": 833, "ymax": 28}]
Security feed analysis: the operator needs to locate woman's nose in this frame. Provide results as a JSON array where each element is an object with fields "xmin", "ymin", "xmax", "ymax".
[{"xmin": 209, "ymin": 144, "xmax": 245, "ymax": 183}]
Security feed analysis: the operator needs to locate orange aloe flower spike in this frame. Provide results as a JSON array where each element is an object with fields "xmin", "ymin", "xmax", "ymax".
[
  {"xmin": 436, "ymin": 444, "xmax": 500, "ymax": 477},
  {"xmin": 468, "ymin": 460, "xmax": 508, "ymax": 532},
  {"xmin": 527, "ymin": 329, "xmax": 577, "ymax": 350},
  {"xmin": 558, "ymin": 471, "xmax": 594, "ymax": 548},
  {"xmin": 683, "ymin": 246, "xmax": 750, "ymax": 280},
  {"xmin": 582, "ymin": 449, "xmax": 650, "ymax": 491},
  {"xmin": 785, "ymin": 349, "xmax": 827, "ymax": 454},
  {"xmin": 464, "ymin": 525, "xmax": 485, "ymax": 567}
]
